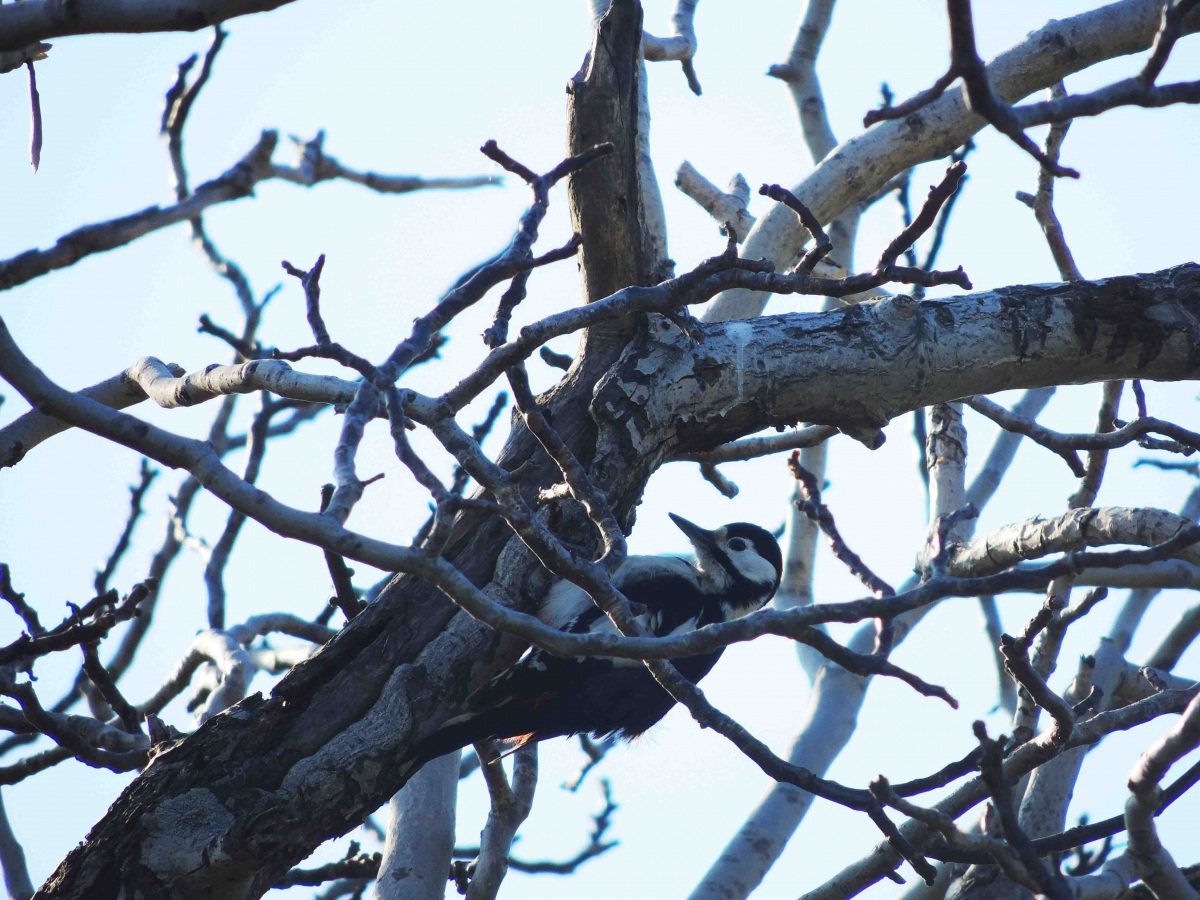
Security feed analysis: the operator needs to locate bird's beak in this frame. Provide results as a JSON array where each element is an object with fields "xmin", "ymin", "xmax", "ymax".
[{"xmin": 669, "ymin": 513, "xmax": 719, "ymax": 554}]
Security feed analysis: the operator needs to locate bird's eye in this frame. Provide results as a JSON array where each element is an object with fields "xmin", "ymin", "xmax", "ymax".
[{"xmin": 728, "ymin": 538, "xmax": 748, "ymax": 551}]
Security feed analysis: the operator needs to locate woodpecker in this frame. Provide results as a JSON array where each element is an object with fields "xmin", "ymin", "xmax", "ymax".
[{"xmin": 412, "ymin": 514, "xmax": 783, "ymax": 764}]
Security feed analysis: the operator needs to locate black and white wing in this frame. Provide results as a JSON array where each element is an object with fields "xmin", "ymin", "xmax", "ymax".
[{"xmin": 409, "ymin": 555, "xmax": 728, "ymax": 764}]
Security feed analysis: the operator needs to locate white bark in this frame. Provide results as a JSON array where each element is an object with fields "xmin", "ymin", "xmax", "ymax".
[
  {"xmin": 375, "ymin": 752, "xmax": 459, "ymax": 900},
  {"xmin": 1124, "ymin": 691, "xmax": 1200, "ymax": 900},
  {"xmin": 949, "ymin": 507, "xmax": 1200, "ymax": 576},
  {"xmin": 641, "ymin": 0, "xmax": 698, "ymax": 62},
  {"xmin": 706, "ymin": 0, "xmax": 1199, "ymax": 320},
  {"xmin": 1109, "ymin": 484, "xmax": 1200, "ymax": 651},
  {"xmin": 674, "ymin": 162, "xmax": 755, "ymax": 243},
  {"xmin": 1064, "ymin": 855, "xmax": 1136, "ymax": 900},
  {"xmin": 1016, "ymin": 640, "xmax": 1124, "ymax": 840}
]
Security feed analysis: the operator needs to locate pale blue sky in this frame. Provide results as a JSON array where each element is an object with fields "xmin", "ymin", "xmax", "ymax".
[{"xmin": 1, "ymin": 2, "xmax": 1198, "ymax": 897}]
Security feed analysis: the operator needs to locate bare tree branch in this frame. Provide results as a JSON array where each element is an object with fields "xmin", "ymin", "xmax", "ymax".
[
  {"xmin": 0, "ymin": 0, "xmax": 306, "ymax": 51},
  {"xmin": 641, "ymin": 0, "xmax": 701, "ymax": 94},
  {"xmin": 0, "ymin": 789, "xmax": 32, "ymax": 900},
  {"xmin": 93, "ymin": 459, "xmax": 158, "ymax": 596}
]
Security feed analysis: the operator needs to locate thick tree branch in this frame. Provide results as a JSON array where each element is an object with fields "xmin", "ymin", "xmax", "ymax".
[
  {"xmin": 709, "ymin": 0, "xmax": 1200, "ymax": 320},
  {"xmin": 10, "ymin": 262, "xmax": 1197, "ymax": 468},
  {"xmin": 0, "ymin": 0, "xmax": 299, "ymax": 50}
]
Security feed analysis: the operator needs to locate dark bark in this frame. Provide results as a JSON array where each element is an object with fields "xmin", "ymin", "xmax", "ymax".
[
  {"xmin": 34, "ymin": 3, "xmax": 671, "ymax": 898},
  {"xmin": 568, "ymin": 0, "xmax": 668, "ymax": 366}
]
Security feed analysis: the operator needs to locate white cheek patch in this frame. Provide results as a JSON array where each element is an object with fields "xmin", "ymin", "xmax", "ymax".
[{"xmin": 730, "ymin": 547, "xmax": 779, "ymax": 587}]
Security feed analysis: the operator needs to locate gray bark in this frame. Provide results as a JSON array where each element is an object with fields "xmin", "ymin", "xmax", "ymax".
[
  {"xmin": 0, "ymin": 0, "xmax": 301, "ymax": 52},
  {"xmin": 15, "ymin": 262, "xmax": 1200, "ymax": 899},
  {"xmin": 375, "ymin": 753, "xmax": 459, "ymax": 900}
]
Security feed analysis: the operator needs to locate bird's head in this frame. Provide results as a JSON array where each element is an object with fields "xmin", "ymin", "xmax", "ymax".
[{"xmin": 669, "ymin": 513, "xmax": 783, "ymax": 611}]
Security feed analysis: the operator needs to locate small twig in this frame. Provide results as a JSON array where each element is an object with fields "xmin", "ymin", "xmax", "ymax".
[
  {"xmin": 279, "ymin": 130, "xmax": 501, "ymax": 195},
  {"xmin": 0, "ymin": 581, "xmax": 153, "ymax": 668},
  {"xmin": 788, "ymin": 454, "xmax": 894, "ymax": 600},
  {"xmin": 539, "ymin": 347, "xmax": 572, "ymax": 371},
  {"xmin": 999, "ymin": 631, "xmax": 1074, "ymax": 749},
  {"xmin": 80, "ymin": 642, "xmax": 143, "ymax": 734},
  {"xmin": 967, "ymin": 396, "xmax": 1200, "ymax": 472},
  {"xmin": 974, "ymin": 721, "xmax": 1072, "ymax": 900},
  {"xmin": 283, "ymin": 254, "xmax": 331, "ymax": 345},
  {"xmin": 675, "ymin": 163, "xmax": 755, "ymax": 242},
  {"xmin": 1059, "ymin": 586, "xmax": 1109, "ymax": 628},
  {"xmin": 161, "ymin": 27, "xmax": 226, "ymax": 200},
  {"xmin": 94, "ymin": 459, "xmax": 158, "ymax": 596},
  {"xmin": 414, "ymin": 392, "xmax": 509, "ymax": 548},
  {"xmin": 1133, "ymin": 458, "xmax": 1199, "ymax": 475},
  {"xmin": 510, "ymin": 778, "xmax": 618, "ymax": 873},
  {"xmin": 1138, "ymin": 0, "xmax": 1200, "ymax": 87},
  {"xmin": 26, "ymin": 60, "xmax": 41, "ymax": 173},
  {"xmin": 453, "ymin": 779, "xmax": 617, "ymax": 878},
  {"xmin": 1063, "ymin": 815, "xmax": 1113, "ymax": 876},
  {"xmin": 1133, "ymin": 380, "xmax": 1149, "ymax": 418},
  {"xmin": 909, "ymin": 142, "xmax": 973, "ymax": 303},
  {"xmin": 0, "ymin": 681, "xmax": 147, "ymax": 774},
  {"xmin": 759, "ymin": 184, "xmax": 832, "ymax": 273},
  {"xmin": 563, "ymin": 734, "xmax": 619, "ymax": 792},
  {"xmin": 966, "ymin": 387, "xmax": 1056, "ymax": 511},
  {"xmin": 698, "ymin": 462, "xmax": 738, "ymax": 498},
  {"xmin": 789, "ymin": 451, "xmax": 895, "ymax": 654},
  {"xmin": 878, "ymin": 161, "xmax": 969, "ymax": 269},
  {"xmin": 1070, "ymin": 381, "xmax": 1122, "ymax": 509},
  {"xmin": 274, "ymin": 851, "xmax": 382, "ymax": 888},
  {"xmin": 319, "ymin": 484, "xmax": 364, "ymax": 622},
  {"xmin": 197, "ymin": 314, "xmax": 261, "ymax": 359},
  {"xmin": 864, "ymin": 70, "xmax": 957, "ymax": 127},
  {"xmin": 482, "ymin": 269, "xmax": 531, "ymax": 349},
  {"xmin": 676, "ymin": 425, "xmax": 837, "ymax": 465},
  {"xmin": 889, "ymin": 746, "xmax": 983, "ymax": 798},
  {"xmin": 796, "ymin": 626, "xmax": 958, "ymax": 707},
  {"xmin": 203, "ymin": 395, "xmax": 294, "ymax": 629},
  {"xmin": 1015, "ymin": 83, "xmax": 1082, "ymax": 281},
  {"xmin": 0, "ymin": 564, "xmax": 42, "ymax": 636}
]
